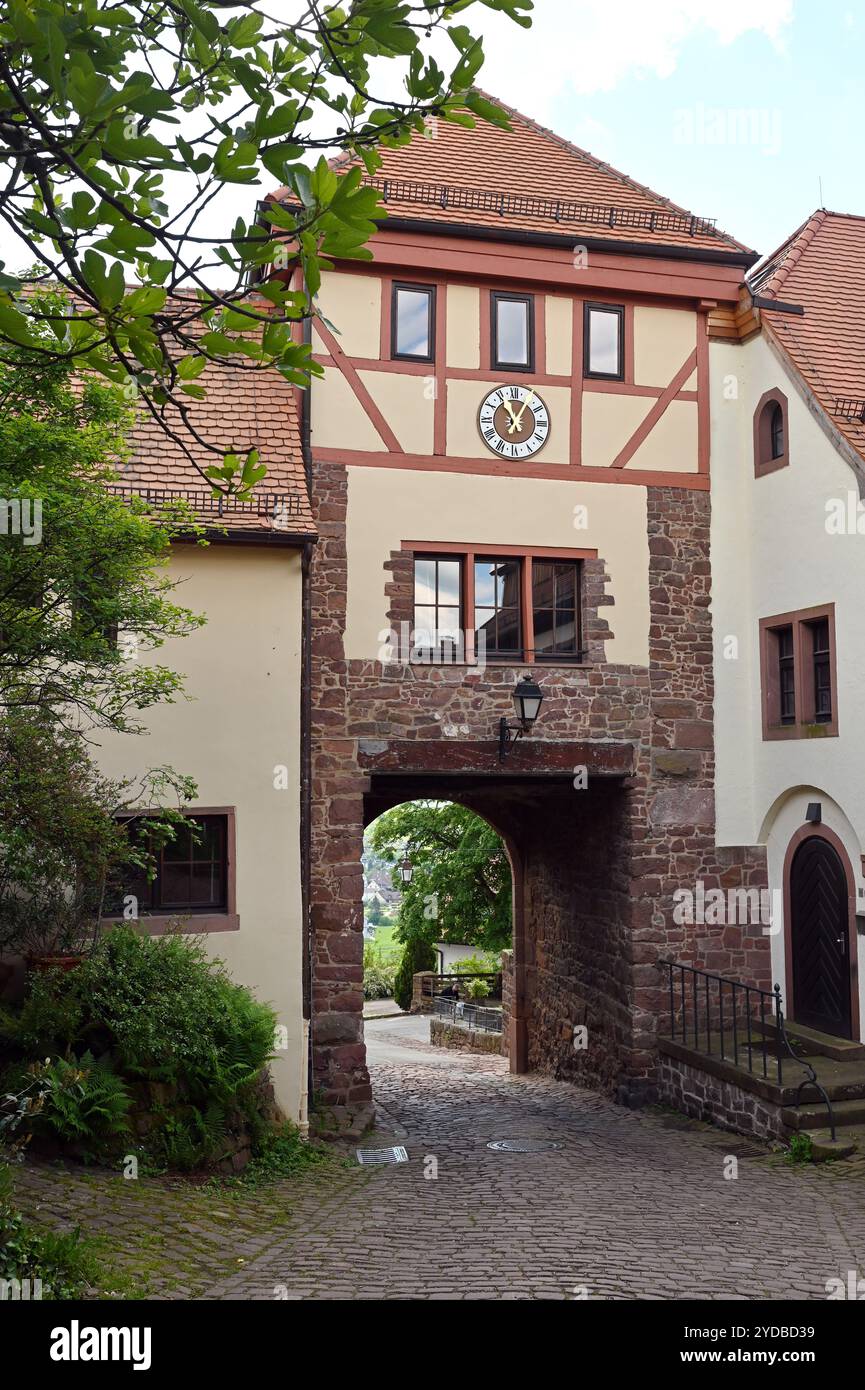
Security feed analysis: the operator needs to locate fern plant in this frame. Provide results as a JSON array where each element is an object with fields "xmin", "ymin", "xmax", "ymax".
[{"xmin": 29, "ymin": 1054, "xmax": 132, "ymax": 1160}]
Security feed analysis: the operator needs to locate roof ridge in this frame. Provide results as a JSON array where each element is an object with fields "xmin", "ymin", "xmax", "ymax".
[{"xmin": 755, "ymin": 209, "xmax": 827, "ymax": 298}]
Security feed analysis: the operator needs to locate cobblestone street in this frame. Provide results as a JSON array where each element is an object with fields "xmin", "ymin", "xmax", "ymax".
[{"xmin": 13, "ymin": 1015, "xmax": 865, "ymax": 1301}]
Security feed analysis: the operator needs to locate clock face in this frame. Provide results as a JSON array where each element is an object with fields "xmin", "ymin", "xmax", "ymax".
[{"xmin": 478, "ymin": 385, "xmax": 550, "ymax": 459}]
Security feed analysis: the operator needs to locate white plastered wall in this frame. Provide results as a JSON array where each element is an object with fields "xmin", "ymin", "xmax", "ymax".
[
  {"xmin": 712, "ymin": 330, "xmax": 865, "ymax": 1032},
  {"xmin": 93, "ymin": 544, "xmax": 306, "ymax": 1119}
]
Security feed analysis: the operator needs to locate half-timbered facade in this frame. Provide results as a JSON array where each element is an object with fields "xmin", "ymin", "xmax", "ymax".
[{"xmin": 279, "ymin": 102, "xmax": 773, "ymax": 1112}]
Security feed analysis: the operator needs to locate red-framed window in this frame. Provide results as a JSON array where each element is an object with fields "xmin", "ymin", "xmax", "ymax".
[
  {"xmin": 759, "ymin": 605, "xmax": 838, "ymax": 739},
  {"xmin": 409, "ymin": 544, "xmax": 593, "ymax": 664}
]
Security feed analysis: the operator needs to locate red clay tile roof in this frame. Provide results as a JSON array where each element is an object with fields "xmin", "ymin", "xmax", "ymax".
[
  {"xmin": 120, "ymin": 319, "xmax": 314, "ymax": 539},
  {"xmin": 750, "ymin": 210, "xmax": 865, "ymax": 461},
  {"xmin": 284, "ymin": 94, "xmax": 752, "ymax": 256}
]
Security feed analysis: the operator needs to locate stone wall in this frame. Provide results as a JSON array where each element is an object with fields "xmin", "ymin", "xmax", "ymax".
[
  {"xmin": 430, "ymin": 1018, "xmax": 503, "ymax": 1054},
  {"xmin": 309, "ymin": 461, "xmax": 770, "ymax": 1109},
  {"xmin": 500, "ymin": 949, "xmax": 513, "ymax": 1059},
  {"xmin": 658, "ymin": 1054, "xmax": 786, "ymax": 1142}
]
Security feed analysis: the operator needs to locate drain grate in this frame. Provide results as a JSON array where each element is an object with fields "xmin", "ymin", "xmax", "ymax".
[
  {"xmin": 356, "ymin": 1145, "xmax": 408, "ymax": 1165},
  {"xmin": 487, "ymin": 1138, "xmax": 562, "ymax": 1153}
]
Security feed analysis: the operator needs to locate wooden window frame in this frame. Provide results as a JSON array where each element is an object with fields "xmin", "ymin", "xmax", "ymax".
[
  {"xmin": 391, "ymin": 282, "xmax": 436, "ymax": 363},
  {"xmin": 411, "ymin": 553, "xmax": 464, "ymax": 657},
  {"xmin": 753, "ymin": 387, "xmax": 789, "ymax": 477},
  {"xmin": 103, "ymin": 807, "xmax": 239, "ymax": 933},
  {"xmin": 759, "ymin": 605, "xmax": 838, "ymax": 740},
  {"xmin": 405, "ymin": 541, "xmax": 596, "ymax": 666},
  {"xmin": 491, "ymin": 291, "xmax": 535, "ymax": 373},
  {"xmin": 583, "ymin": 302, "xmax": 624, "ymax": 381}
]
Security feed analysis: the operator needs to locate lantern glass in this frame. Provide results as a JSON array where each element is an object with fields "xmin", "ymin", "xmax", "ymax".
[
  {"xmin": 399, "ymin": 858, "xmax": 414, "ymax": 884},
  {"xmin": 513, "ymin": 676, "xmax": 544, "ymax": 726}
]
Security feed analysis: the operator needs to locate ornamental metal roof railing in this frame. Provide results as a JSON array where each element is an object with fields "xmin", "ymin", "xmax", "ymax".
[
  {"xmin": 832, "ymin": 397, "xmax": 865, "ymax": 423},
  {"xmin": 365, "ymin": 176, "xmax": 719, "ymax": 238},
  {"xmin": 105, "ymin": 484, "xmax": 306, "ymax": 519}
]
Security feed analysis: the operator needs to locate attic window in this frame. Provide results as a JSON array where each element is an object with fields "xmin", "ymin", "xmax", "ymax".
[{"xmin": 754, "ymin": 388, "xmax": 789, "ymax": 476}]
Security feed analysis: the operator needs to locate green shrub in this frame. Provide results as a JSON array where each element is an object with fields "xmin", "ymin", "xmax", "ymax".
[
  {"xmin": 464, "ymin": 977, "xmax": 492, "ymax": 1001},
  {"xmin": 392, "ymin": 936, "xmax": 436, "ymax": 1012},
  {"xmin": 450, "ymin": 953, "xmax": 501, "ymax": 975},
  {"xmin": 362, "ymin": 942, "xmax": 396, "ymax": 1000},
  {"xmin": 0, "ymin": 968, "xmax": 87, "ymax": 1056},
  {"xmin": 78, "ymin": 928, "xmax": 276, "ymax": 1101},
  {"xmin": 4, "ymin": 1053, "xmax": 132, "ymax": 1161},
  {"xmin": 0, "ymin": 926, "xmax": 278, "ymax": 1169}
]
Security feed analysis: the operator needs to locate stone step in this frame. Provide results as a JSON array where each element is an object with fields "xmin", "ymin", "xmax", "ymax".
[
  {"xmin": 782, "ymin": 1098, "xmax": 865, "ymax": 1132},
  {"xmin": 754, "ymin": 1017, "xmax": 865, "ymax": 1063}
]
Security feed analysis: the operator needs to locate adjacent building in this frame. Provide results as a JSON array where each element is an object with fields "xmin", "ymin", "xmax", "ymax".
[{"xmin": 712, "ymin": 211, "xmax": 865, "ymax": 1045}]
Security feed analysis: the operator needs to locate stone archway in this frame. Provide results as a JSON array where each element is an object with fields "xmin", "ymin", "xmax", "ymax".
[{"xmin": 312, "ymin": 734, "xmax": 645, "ymax": 1111}]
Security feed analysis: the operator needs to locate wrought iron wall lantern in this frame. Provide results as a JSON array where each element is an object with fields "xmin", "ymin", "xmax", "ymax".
[
  {"xmin": 499, "ymin": 675, "xmax": 544, "ymax": 760},
  {"xmin": 398, "ymin": 855, "xmax": 414, "ymax": 885}
]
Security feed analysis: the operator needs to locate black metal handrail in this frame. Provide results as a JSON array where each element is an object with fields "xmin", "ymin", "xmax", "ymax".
[
  {"xmin": 660, "ymin": 959, "xmax": 782, "ymax": 1082},
  {"xmin": 433, "ymin": 996, "xmax": 503, "ymax": 1034},
  {"xmin": 659, "ymin": 961, "xmax": 837, "ymax": 1139}
]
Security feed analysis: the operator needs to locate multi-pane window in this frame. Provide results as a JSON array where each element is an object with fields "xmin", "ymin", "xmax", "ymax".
[
  {"xmin": 120, "ymin": 815, "xmax": 228, "ymax": 914},
  {"xmin": 392, "ymin": 283, "xmax": 435, "ymax": 360},
  {"xmin": 531, "ymin": 561, "xmax": 579, "ymax": 659},
  {"xmin": 778, "ymin": 625, "xmax": 795, "ymax": 724},
  {"xmin": 584, "ymin": 303, "xmax": 624, "ymax": 379},
  {"xmin": 474, "ymin": 557, "xmax": 522, "ymax": 657},
  {"xmin": 412, "ymin": 556, "xmax": 461, "ymax": 652},
  {"xmin": 760, "ymin": 606, "xmax": 837, "ymax": 739},
  {"xmin": 411, "ymin": 550, "xmax": 583, "ymax": 664},
  {"xmin": 492, "ymin": 293, "xmax": 533, "ymax": 371},
  {"xmin": 810, "ymin": 618, "xmax": 832, "ymax": 722}
]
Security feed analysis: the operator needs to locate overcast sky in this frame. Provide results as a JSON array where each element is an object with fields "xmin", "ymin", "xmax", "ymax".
[{"xmin": 3, "ymin": 1, "xmax": 861, "ymax": 275}]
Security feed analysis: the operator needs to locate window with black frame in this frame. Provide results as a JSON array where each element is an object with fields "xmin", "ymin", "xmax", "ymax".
[
  {"xmin": 492, "ymin": 292, "xmax": 533, "ymax": 370},
  {"xmin": 474, "ymin": 556, "xmax": 522, "ymax": 659},
  {"xmin": 115, "ymin": 815, "xmax": 228, "ymax": 915},
  {"xmin": 392, "ymin": 283, "xmax": 435, "ymax": 360},
  {"xmin": 584, "ymin": 303, "xmax": 624, "ymax": 379},
  {"xmin": 531, "ymin": 560, "xmax": 580, "ymax": 659}
]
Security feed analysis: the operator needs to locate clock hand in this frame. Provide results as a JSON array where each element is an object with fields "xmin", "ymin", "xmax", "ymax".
[
  {"xmin": 501, "ymin": 398, "xmax": 520, "ymax": 433},
  {"xmin": 513, "ymin": 389, "xmax": 536, "ymax": 428}
]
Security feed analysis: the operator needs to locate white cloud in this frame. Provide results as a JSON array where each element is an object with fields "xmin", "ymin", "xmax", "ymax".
[{"xmin": 472, "ymin": 0, "xmax": 793, "ymax": 112}]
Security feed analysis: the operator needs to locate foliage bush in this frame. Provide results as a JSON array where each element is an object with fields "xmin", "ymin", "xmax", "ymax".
[
  {"xmin": 463, "ymin": 978, "xmax": 492, "ymax": 1001},
  {"xmin": 0, "ymin": 926, "xmax": 278, "ymax": 1170},
  {"xmin": 362, "ymin": 942, "xmax": 396, "ymax": 1001},
  {"xmin": 14, "ymin": 1053, "xmax": 132, "ymax": 1161},
  {"xmin": 392, "ymin": 936, "xmax": 437, "ymax": 1012}
]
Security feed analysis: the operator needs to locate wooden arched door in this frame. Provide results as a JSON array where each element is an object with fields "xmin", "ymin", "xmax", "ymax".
[{"xmin": 789, "ymin": 835, "xmax": 852, "ymax": 1038}]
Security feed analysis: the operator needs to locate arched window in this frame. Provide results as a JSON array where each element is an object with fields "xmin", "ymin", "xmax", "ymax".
[{"xmin": 754, "ymin": 389, "xmax": 789, "ymax": 476}]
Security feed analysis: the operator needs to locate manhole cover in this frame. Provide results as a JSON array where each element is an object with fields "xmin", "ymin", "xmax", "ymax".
[
  {"xmin": 356, "ymin": 1146, "xmax": 408, "ymax": 1165},
  {"xmin": 487, "ymin": 1138, "xmax": 562, "ymax": 1153}
]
